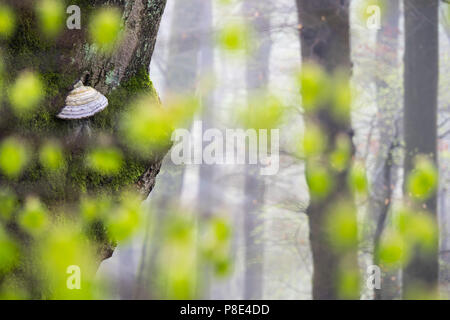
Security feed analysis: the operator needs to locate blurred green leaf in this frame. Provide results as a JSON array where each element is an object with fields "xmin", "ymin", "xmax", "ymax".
[
  {"xmin": 217, "ymin": 22, "xmax": 250, "ymax": 52},
  {"xmin": 36, "ymin": 0, "xmax": 65, "ymax": 38},
  {"xmin": 377, "ymin": 229, "xmax": 408, "ymax": 267},
  {"xmin": 0, "ymin": 226, "xmax": 20, "ymax": 274},
  {"xmin": 302, "ymin": 123, "xmax": 327, "ymax": 157},
  {"xmin": 325, "ymin": 201, "xmax": 358, "ymax": 250},
  {"xmin": 39, "ymin": 141, "xmax": 65, "ymax": 171},
  {"xmin": 236, "ymin": 92, "xmax": 284, "ymax": 131},
  {"xmin": 106, "ymin": 191, "xmax": 142, "ymax": 242},
  {"xmin": 8, "ymin": 71, "xmax": 44, "ymax": 116},
  {"xmin": 0, "ymin": 137, "xmax": 29, "ymax": 179},
  {"xmin": 39, "ymin": 225, "xmax": 98, "ymax": 299},
  {"xmin": 407, "ymin": 156, "xmax": 437, "ymax": 201},
  {"xmin": 0, "ymin": 188, "xmax": 18, "ymax": 220},
  {"xmin": 348, "ymin": 162, "xmax": 368, "ymax": 195},
  {"xmin": 329, "ymin": 134, "xmax": 351, "ymax": 172},
  {"xmin": 89, "ymin": 7, "xmax": 122, "ymax": 53},
  {"xmin": 306, "ymin": 163, "xmax": 333, "ymax": 199},
  {"xmin": 86, "ymin": 147, "xmax": 123, "ymax": 175},
  {"xmin": 0, "ymin": 5, "xmax": 15, "ymax": 38},
  {"xmin": 18, "ymin": 197, "xmax": 49, "ymax": 236},
  {"xmin": 396, "ymin": 207, "xmax": 437, "ymax": 252}
]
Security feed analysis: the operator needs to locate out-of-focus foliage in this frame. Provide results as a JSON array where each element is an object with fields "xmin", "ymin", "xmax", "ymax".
[
  {"xmin": 330, "ymin": 134, "xmax": 351, "ymax": 172},
  {"xmin": 0, "ymin": 137, "xmax": 29, "ymax": 179},
  {"xmin": 155, "ymin": 210, "xmax": 232, "ymax": 299},
  {"xmin": 235, "ymin": 92, "xmax": 284, "ymax": 131},
  {"xmin": 86, "ymin": 147, "xmax": 123, "ymax": 175},
  {"xmin": 217, "ymin": 21, "xmax": 250, "ymax": 52},
  {"xmin": 39, "ymin": 141, "xmax": 65, "ymax": 171},
  {"xmin": 297, "ymin": 63, "xmax": 330, "ymax": 112},
  {"xmin": 201, "ymin": 217, "xmax": 232, "ymax": 277},
  {"xmin": 306, "ymin": 163, "xmax": 333, "ymax": 199},
  {"xmin": 0, "ymin": 226, "xmax": 20, "ymax": 275},
  {"xmin": 36, "ymin": 0, "xmax": 65, "ymax": 38},
  {"xmin": 337, "ymin": 260, "xmax": 360, "ymax": 299},
  {"xmin": 0, "ymin": 4, "xmax": 15, "ymax": 38},
  {"xmin": 38, "ymin": 225, "xmax": 99, "ymax": 299},
  {"xmin": 406, "ymin": 155, "xmax": 438, "ymax": 201},
  {"xmin": 89, "ymin": 7, "xmax": 123, "ymax": 53},
  {"xmin": 8, "ymin": 71, "xmax": 44, "ymax": 116},
  {"xmin": 120, "ymin": 94, "xmax": 199, "ymax": 155},
  {"xmin": 377, "ymin": 206, "xmax": 437, "ymax": 269},
  {"xmin": 297, "ymin": 63, "xmax": 352, "ymax": 122},
  {"xmin": 0, "ymin": 188, "xmax": 18, "ymax": 220},
  {"xmin": 302, "ymin": 122, "xmax": 327, "ymax": 158},
  {"xmin": 106, "ymin": 191, "xmax": 142, "ymax": 242},
  {"xmin": 354, "ymin": 0, "xmax": 387, "ymax": 26},
  {"xmin": 325, "ymin": 201, "xmax": 358, "ymax": 251},
  {"xmin": 348, "ymin": 162, "xmax": 368, "ymax": 195}
]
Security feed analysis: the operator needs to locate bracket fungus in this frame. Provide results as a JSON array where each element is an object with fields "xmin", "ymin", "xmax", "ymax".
[{"xmin": 57, "ymin": 80, "xmax": 108, "ymax": 142}]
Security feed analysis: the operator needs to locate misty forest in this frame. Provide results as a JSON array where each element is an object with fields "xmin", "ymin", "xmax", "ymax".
[{"xmin": 0, "ymin": 0, "xmax": 449, "ymax": 300}]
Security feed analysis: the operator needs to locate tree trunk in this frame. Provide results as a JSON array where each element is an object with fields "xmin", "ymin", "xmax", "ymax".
[
  {"xmin": 242, "ymin": 0, "xmax": 272, "ymax": 300},
  {"xmin": 402, "ymin": 0, "xmax": 439, "ymax": 297},
  {"xmin": 1, "ymin": 0, "xmax": 167, "ymax": 297},
  {"xmin": 296, "ymin": 0, "xmax": 358, "ymax": 300}
]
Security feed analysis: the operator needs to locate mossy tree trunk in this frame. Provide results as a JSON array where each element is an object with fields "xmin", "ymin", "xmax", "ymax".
[{"xmin": 1, "ymin": 0, "xmax": 167, "ymax": 265}]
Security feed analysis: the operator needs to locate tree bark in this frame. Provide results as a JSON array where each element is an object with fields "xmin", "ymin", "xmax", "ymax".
[
  {"xmin": 402, "ymin": 0, "xmax": 439, "ymax": 297},
  {"xmin": 296, "ymin": 0, "xmax": 358, "ymax": 300}
]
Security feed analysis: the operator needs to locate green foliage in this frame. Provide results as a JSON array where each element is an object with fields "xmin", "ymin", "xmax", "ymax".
[
  {"xmin": 36, "ymin": 0, "xmax": 66, "ymax": 38},
  {"xmin": 298, "ymin": 63, "xmax": 330, "ymax": 112},
  {"xmin": 377, "ymin": 207, "xmax": 437, "ymax": 269},
  {"xmin": 106, "ymin": 191, "xmax": 142, "ymax": 242},
  {"xmin": 39, "ymin": 141, "xmax": 65, "ymax": 171},
  {"xmin": 18, "ymin": 197, "xmax": 49, "ymax": 236},
  {"xmin": 329, "ymin": 134, "xmax": 351, "ymax": 172},
  {"xmin": 0, "ymin": 188, "xmax": 18, "ymax": 220},
  {"xmin": 217, "ymin": 22, "xmax": 250, "ymax": 52},
  {"xmin": 406, "ymin": 156, "xmax": 437, "ymax": 201},
  {"xmin": 236, "ymin": 92, "xmax": 284, "ymax": 131},
  {"xmin": 306, "ymin": 163, "xmax": 334, "ymax": 199},
  {"xmin": 377, "ymin": 229, "xmax": 408, "ymax": 268},
  {"xmin": 0, "ymin": 226, "xmax": 20, "ymax": 274},
  {"xmin": 298, "ymin": 63, "xmax": 352, "ymax": 123},
  {"xmin": 89, "ymin": 7, "xmax": 123, "ymax": 53},
  {"xmin": 202, "ymin": 217, "xmax": 232, "ymax": 277},
  {"xmin": 119, "ymin": 93, "xmax": 198, "ymax": 155},
  {"xmin": 38, "ymin": 225, "xmax": 98, "ymax": 299},
  {"xmin": 302, "ymin": 123, "xmax": 327, "ymax": 157},
  {"xmin": 8, "ymin": 71, "xmax": 44, "ymax": 117},
  {"xmin": 0, "ymin": 4, "xmax": 15, "ymax": 38},
  {"xmin": 326, "ymin": 201, "xmax": 358, "ymax": 251},
  {"xmin": 348, "ymin": 162, "xmax": 368, "ymax": 195},
  {"xmin": 86, "ymin": 147, "xmax": 123, "ymax": 175}
]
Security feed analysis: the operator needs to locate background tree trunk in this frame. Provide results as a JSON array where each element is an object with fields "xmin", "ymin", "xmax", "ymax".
[
  {"xmin": 370, "ymin": 0, "xmax": 401, "ymax": 300},
  {"xmin": 402, "ymin": 0, "xmax": 439, "ymax": 297},
  {"xmin": 296, "ymin": 0, "xmax": 358, "ymax": 300},
  {"xmin": 242, "ymin": 0, "xmax": 272, "ymax": 300}
]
